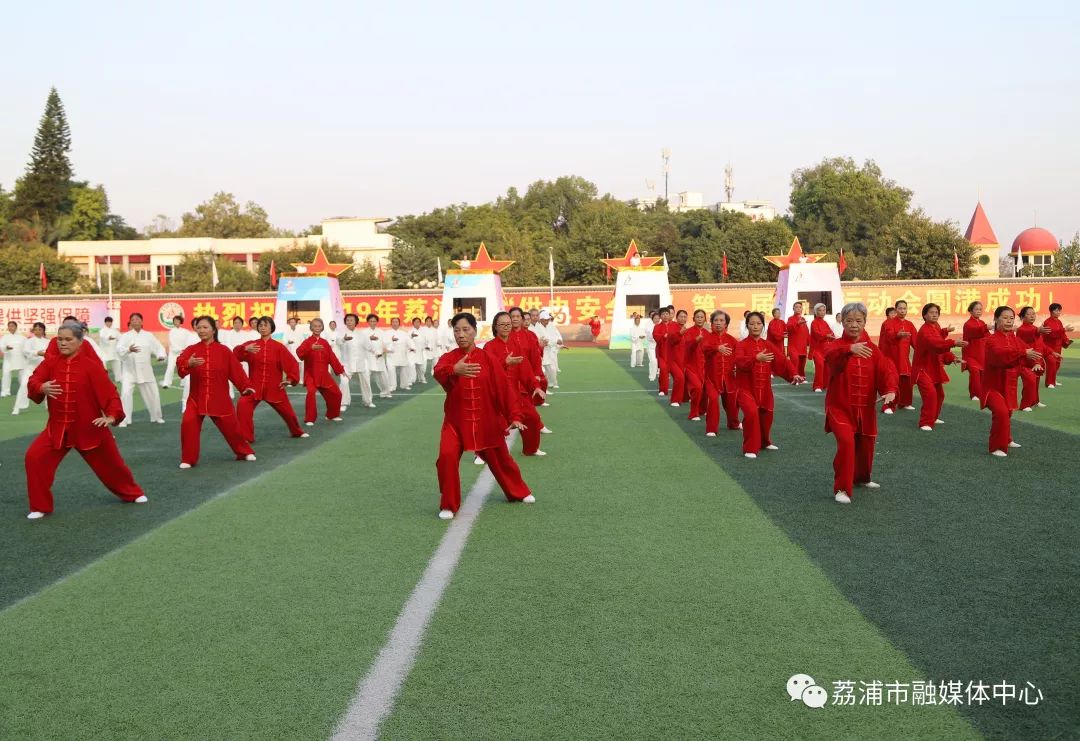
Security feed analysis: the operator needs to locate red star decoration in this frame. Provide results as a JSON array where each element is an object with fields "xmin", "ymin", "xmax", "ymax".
[
  {"xmin": 291, "ymin": 246, "xmax": 353, "ymax": 277},
  {"xmin": 600, "ymin": 240, "xmax": 663, "ymax": 271},
  {"xmin": 452, "ymin": 242, "xmax": 514, "ymax": 273},
  {"xmin": 763, "ymin": 237, "xmax": 826, "ymax": 269}
]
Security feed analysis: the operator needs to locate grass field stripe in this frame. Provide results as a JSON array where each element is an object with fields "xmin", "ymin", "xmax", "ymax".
[{"xmin": 331, "ymin": 434, "xmax": 515, "ymax": 741}]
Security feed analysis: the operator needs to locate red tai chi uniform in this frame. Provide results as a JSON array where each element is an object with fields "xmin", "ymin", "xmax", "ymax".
[
  {"xmin": 666, "ymin": 323, "xmax": 687, "ymax": 403},
  {"xmin": 434, "ymin": 346, "xmax": 532, "ymax": 513},
  {"xmin": 809, "ymin": 316, "xmax": 835, "ymax": 391},
  {"xmin": 962, "ymin": 316, "xmax": 990, "ymax": 400},
  {"xmin": 296, "ymin": 335, "xmax": 345, "ymax": 423},
  {"xmin": 734, "ymin": 336, "xmax": 796, "ymax": 454},
  {"xmin": 511, "ymin": 327, "xmax": 548, "ymax": 399},
  {"xmin": 177, "ymin": 341, "xmax": 256, "ymax": 465},
  {"xmin": 767, "ymin": 317, "xmax": 787, "ymax": 350},
  {"xmin": 681, "ymin": 325, "xmax": 709, "ymax": 419},
  {"xmin": 653, "ymin": 320, "xmax": 671, "ymax": 395},
  {"xmin": 981, "ymin": 330, "xmax": 1033, "ymax": 454},
  {"xmin": 24, "ymin": 345, "xmax": 145, "ymax": 514},
  {"xmin": 911, "ymin": 322, "xmax": 960, "ymax": 429},
  {"xmin": 880, "ymin": 316, "xmax": 917, "ymax": 411},
  {"xmin": 1041, "ymin": 317, "xmax": 1072, "ymax": 387},
  {"xmin": 702, "ymin": 331, "xmax": 740, "ymax": 434},
  {"xmin": 486, "ymin": 335, "xmax": 543, "ymax": 455},
  {"xmin": 785, "ymin": 314, "xmax": 810, "ymax": 377},
  {"xmin": 823, "ymin": 337, "xmax": 898, "ymax": 498},
  {"xmin": 1015, "ymin": 323, "xmax": 1045, "ymax": 409},
  {"xmin": 235, "ymin": 337, "xmax": 304, "ymax": 442}
]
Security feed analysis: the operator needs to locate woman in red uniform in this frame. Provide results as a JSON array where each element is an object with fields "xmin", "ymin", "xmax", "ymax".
[
  {"xmin": 434, "ymin": 312, "xmax": 534, "ymax": 519},
  {"xmin": 296, "ymin": 318, "xmax": 345, "ymax": 425},
  {"xmin": 734, "ymin": 311, "xmax": 803, "ymax": 458},
  {"xmin": 702, "ymin": 310, "xmax": 740, "ymax": 437},
  {"xmin": 652, "ymin": 306, "xmax": 673, "ymax": 397},
  {"xmin": 880, "ymin": 300, "xmax": 917, "ymax": 414},
  {"xmin": 1041, "ymin": 302, "xmax": 1073, "ymax": 388},
  {"xmin": 681, "ymin": 309, "xmax": 710, "ymax": 421},
  {"xmin": 961, "ymin": 301, "xmax": 990, "ymax": 401},
  {"xmin": 177, "ymin": 316, "xmax": 257, "ymax": 468},
  {"xmin": 667, "ymin": 309, "xmax": 688, "ymax": 405},
  {"xmin": 766, "ymin": 308, "xmax": 786, "ymax": 349},
  {"xmin": 486, "ymin": 311, "xmax": 546, "ymax": 456},
  {"xmin": 235, "ymin": 316, "xmax": 306, "ymax": 443},
  {"xmin": 822, "ymin": 303, "xmax": 898, "ymax": 504},
  {"xmin": 809, "ymin": 303, "xmax": 836, "ymax": 393},
  {"xmin": 912, "ymin": 303, "xmax": 966, "ymax": 431},
  {"xmin": 1015, "ymin": 307, "xmax": 1046, "ymax": 411},
  {"xmin": 982, "ymin": 306, "xmax": 1043, "ymax": 457},
  {"xmin": 784, "ymin": 302, "xmax": 810, "ymax": 381},
  {"xmin": 23, "ymin": 321, "xmax": 146, "ymax": 519}
]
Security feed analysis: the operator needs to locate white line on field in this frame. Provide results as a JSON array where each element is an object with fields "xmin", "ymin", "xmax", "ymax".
[{"xmin": 330, "ymin": 436, "xmax": 515, "ymax": 741}]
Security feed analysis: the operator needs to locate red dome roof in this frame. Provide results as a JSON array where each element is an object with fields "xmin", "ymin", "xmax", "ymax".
[{"xmin": 1011, "ymin": 227, "xmax": 1059, "ymax": 254}]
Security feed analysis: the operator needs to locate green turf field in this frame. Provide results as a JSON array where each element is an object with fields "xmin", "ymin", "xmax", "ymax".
[{"xmin": 0, "ymin": 349, "xmax": 1076, "ymax": 739}]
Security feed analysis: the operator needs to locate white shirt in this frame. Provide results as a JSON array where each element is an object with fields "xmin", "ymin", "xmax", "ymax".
[
  {"xmin": 647, "ymin": 321, "xmax": 660, "ymax": 348},
  {"xmin": 23, "ymin": 335, "xmax": 49, "ymax": 370},
  {"xmin": 739, "ymin": 320, "xmax": 750, "ymax": 339},
  {"xmin": 419, "ymin": 326, "xmax": 439, "ymax": 360},
  {"xmin": 360, "ymin": 326, "xmax": 388, "ymax": 372},
  {"xmin": 535, "ymin": 322, "xmax": 563, "ymax": 366},
  {"xmin": 116, "ymin": 329, "xmax": 166, "ymax": 383},
  {"xmin": 407, "ymin": 326, "xmax": 425, "ymax": 363},
  {"xmin": 339, "ymin": 326, "xmax": 366, "ymax": 373},
  {"xmin": 2, "ymin": 331, "xmax": 27, "ymax": 371},
  {"xmin": 282, "ymin": 325, "xmax": 309, "ymax": 358},
  {"xmin": 167, "ymin": 326, "xmax": 195, "ymax": 356},
  {"xmin": 386, "ymin": 328, "xmax": 414, "ymax": 367},
  {"xmin": 629, "ymin": 320, "xmax": 649, "ymax": 348},
  {"xmin": 437, "ymin": 325, "xmax": 455, "ymax": 354},
  {"xmin": 98, "ymin": 326, "xmax": 120, "ymax": 361}
]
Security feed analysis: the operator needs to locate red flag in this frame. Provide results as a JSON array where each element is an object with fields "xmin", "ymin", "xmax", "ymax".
[
  {"xmin": 159, "ymin": 265, "xmax": 166, "ymax": 288},
  {"xmin": 270, "ymin": 260, "xmax": 278, "ymax": 288},
  {"xmin": 722, "ymin": 252, "xmax": 729, "ymax": 279},
  {"xmin": 838, "ymin": 247, "xmax": 848, "ymax": 275},
  {"xmin": 378, "ymin": 259, "xmax": 385, "ymax": 284},
  {"xmin": 39, "ymin": 263, "xmax": 47, "ymax": 291},
  {"xmin": 953, "ymin": 250, "xmax": 960, "ymax": 277}
]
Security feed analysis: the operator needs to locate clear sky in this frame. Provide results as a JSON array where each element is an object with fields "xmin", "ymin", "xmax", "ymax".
[{"xmin": 3, "ymin": 0, "xmax": 1077, "ymax": 253}]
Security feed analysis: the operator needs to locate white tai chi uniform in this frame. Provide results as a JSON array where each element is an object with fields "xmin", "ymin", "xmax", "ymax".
[
  {"xmin": 437, "ymin": 324, "xmax": 455, "ymax": 355},
  {"xmin": 420, "ymin": 325, "xmax": 439, "ymax": 380},
  {"xmin": 282, "ymin": 324, "xmax": 309, "ymax": 378},
  {"xmin": 360, "ymin": 328, "xmax": 392, "ymax": 399},
  {"xmin": 1, "ymin": 330, "xmax": 26, "ymax": 397},
  {"xmin": 408, "ymin": 327, "xmax": 428, "ymax": 383},
  {"xmin": 116, "ymin": 329, "xmax": 166, "ymax": 425},
  {"xmin": 162, "ymin": 325, "xmax": 195, "ymax": 387},
  {"xmin": 386, "ymin": 328, "xmax": 415, "ymax": 390},
  {"xmin": 338, "ymin": 326, "xmax": 374, "ymax": 408},
  {"xmin": 647, "ymin": 320, "xmax": 660, "ymax": 381},
  {"xmin": 98, "ymin": 325, "xmax": 122, "ymax": 379},
  {"xmin": 629, "ymin": 319, "xmax": 649, "ymax": 368},
  {"xmin": 534, "ymin": 321, "xmax": 564, "ymax": 388},
  {"xmin": 13, "ymin": 335, "xmax": 49, "ymax": 414}
]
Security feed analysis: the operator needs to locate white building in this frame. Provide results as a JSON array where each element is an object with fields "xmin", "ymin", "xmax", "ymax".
[
  {"xmin": 58, "ymin": 216, "xmax": 394, "ymax": 285},
  {"xmin": 714, "ymin": 200, "xmax": 778, "ymax": 221}
]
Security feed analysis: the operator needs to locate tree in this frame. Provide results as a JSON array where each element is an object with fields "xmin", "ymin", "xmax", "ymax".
[
  {"xmin": 1049, "ymin": 233, "xmax": 1080, "ymax": 277},
  {"xmin": 177, "ymin": 192, "xmax": 285, "ymax": 238},
  {"xmin": 881, "ymin": 211, "xmax": 976, "ymax": 280},
  {"xmin": 170, "ymin": 251, "xmax": 257, "ymax": 292},
  {"xmin": 64, "ymin": 185, "xmax": 111, "ymax": 240},
  {"xmin": 74, "ymin": 268, "xmax": 149, "ymax": 294},
  {"xmin": 0, "ymin": 243, "xmax": 80, "ymax": 294},
  {"xmin": 254, "ymin": 241, "xmax": 383, "ymax": 291},
  {"xmin": 387, "ymin": 238, "xmax": 439, "ymax": 288},
  {"xmin": 11, "ymin": 88, "xmax": 73, "ymax": 229}
]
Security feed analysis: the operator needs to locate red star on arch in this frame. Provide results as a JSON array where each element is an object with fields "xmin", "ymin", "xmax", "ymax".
[
  {"xmin": 601, "ymin": 240, "xmax": 663, "ymax": 271},
  {"xmin": 763, "ymin": 237, "xmax": 826, "ymax": 270},
  {"xmin": 453, "ymin": 242, "xmax": 514, "ymax": 273},
  {"xmin": 291, "ymin": 246, "xmax": 353, "ymax": 277}
]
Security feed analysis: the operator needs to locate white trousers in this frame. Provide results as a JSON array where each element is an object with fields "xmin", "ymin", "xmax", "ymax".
[
  {"xmin": 13, "ymin": 367, "xmax": 32, "ymax": 412},
  {"xmin": 120, "ymin": 380, "xmax": 163, "ymax": 424},
  {"xmin": 340, "ymin": 370, "xmax": 373, "ymax": 407},
  {"xmin": 414, "ymin": 361, "xmax": 427, "ymax": 384},
  {"xmin": 162, "ymin": 353, "xmax": 180, "ymax": 386},
  {"xmin": 543, "ymin": 363, "xmax": 558, "ymax": 388},
  {"xmin": 395, "ymin": 364, "xmax": 415, "ymax": 389},
  {"xmin": 181, "ymin": 376, "xmax": 191, "ymax": 410},
  {"xmin": 647, "ymin": 345, "xmax": 657, "ymax": 381},
  {"xmin": 630, "ymin": 345, "xmax": 645, "ymax": 367},
  {"xmin": 0, "ymin": 365, "xmax": 19, "ymax": 396}
]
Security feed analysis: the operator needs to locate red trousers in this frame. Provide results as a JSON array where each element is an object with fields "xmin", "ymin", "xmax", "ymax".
[
  {"xmin": 967, "ymin": 369, "xmax": 983, "ymax": 400},
  {"xmin": 181, "ymin": 405, "xmax": 254, "ymax": 465},
  {"xmin": 704, "ymin": 381, "xmax": 740, "ymax": 434},
  {"xmin": 985, "ymin": 391, "xmax": 1013, "ymax": 453},
  {"xmin": 827, "ymin": 409, "xmax": 876, "ymax": 497},
  {"xmin": 1045, "ymin": 353, "xmax": 1061, "ymax": 386},
  {"xmin": 668, "ymin": 362, "xmax": 686, "ymax": 404},
  {"xmin": 657, "ymin": 359, "xmax": 669, "ymax": 394},
  {"xmin": 736, "ymin": 391, "xmax": 773, "ymax": 454},
  {"xmin": 517, "ymin": 395, "xmax": 543, "ymax": 455},
  {"xmin": 893, "ymin": 375, "xmax": 913, "ymax": 409},
  {"xmin": 436, "ymin": 424, "xmax": 531, "ymax": 513},
  {"xmin": 685, "ymin": 370, "xmax": 704, "ymax": 418},
  {"xmin": 1019, "ymin": 368, "xmax": 1039, "ymax": 409},
  {"xmin": 916, "ymin": 376, "xmax": 945, "ymax": 428},
  {"xmin": 788, "ymin": 352, "xmax": 807, "ymax": 378},
  {"xmin": 305, "ymin": 382, "xmax": 342, "ymax": 423},
  {"xmin": 24, "ymin": 431, "xmax": 144, "ymax": 514},
  {"xmin": 812, "ymin": 351, "xmax": 829, "ymax": 391},
  {"xmin": 237, "ymin": 395, "xmax": 304, "ymax": 442}
]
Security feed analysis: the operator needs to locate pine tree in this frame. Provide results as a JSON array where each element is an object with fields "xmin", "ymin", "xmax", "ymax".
[{"xmin": 12, "ymin": 87, "xmax": 73, "ymax": 231}]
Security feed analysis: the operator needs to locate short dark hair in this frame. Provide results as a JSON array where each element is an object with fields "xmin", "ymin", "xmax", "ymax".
[
  {"xmin": 344, "ymin": 313, "xmax": 360, "ymax": 324},
  {"xmin": 6, "ymin": 321, "xmax": 15, "ymax": 328},
  {"xmin": 1019, "ymin": 306, "xmax": 1035, "ymax": 319},
  {"xmin": 128, "ymin": 313, "xmax": 143, "ymax": 325},
  {"xmin": 508, "ymin": 307, "xmax": 525, "ymax": 318},
  {"xmin": 104, "ymin": 316, "xmax": 113, "ymax": 323},
  {"xmin": 366, "ymin": 313, "xmax": 379, "ymax": 322},
  {"xmin": 172, "ymin": 315, "xmax": 184, "ymax": 324},
  {"xmin": 746, "ymin": 311, "xmax": 766, "ymax": 326},
  {"xmin": 32, "ymin": 322, "xmax": 46, "ymax": 332},
  {"xmin": 710, "ymin": 310, "xmax": 730, "ymax": 325},
  {"xmin": 451, "ymin": 312, "xmax": 477, "ymax": 329},
  {"xmin": 193, "ymin": 315, "xmax": 219, "ymax": 342},
  {"xmin": 412, "ymin": 317, "xmax": 422, "ymax": 324},
  {"xmin": 994, "ymin": 305, "xmax": 1014, "ymax": 321},
  {"xmin": 885, "ymin": 307, "xmax": 897, "ymax": 317},
  {"xmin": 1049, "ymin": 302, "xmax": 1062, "ymax": 312},
  {"xmin": 675, "ymin": 309, "xmax": 688, "ymax": 318},
  {"xmin": 921, "ymin": 303, "xmax": 940, "ymax": 319},
  {"xmin": 967, "ymin": 301, "xmax": 982, "ymax": 313},
  {"xmin": 257, "ymin": 316, "xmax": 276, "ymax": 333},
  {"xmin": 894, "ymin": 300, "xmax": 908, "ymax": 309},
  {"xmin": 232, "ymin": 317, "xmax": 244, "ymax": 326},
  {"xmin": 491, "ymin": 311, "xmax": 510, "ymax": 328}
]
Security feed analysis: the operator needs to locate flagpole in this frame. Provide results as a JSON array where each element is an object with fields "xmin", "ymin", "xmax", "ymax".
[
  {"xmin": 107, "ymin": 255, "xmax": 113, "ymax": 311},
  {"xmin": 548, "ymin": 247, "xmax": 555, "ymax": 304}
]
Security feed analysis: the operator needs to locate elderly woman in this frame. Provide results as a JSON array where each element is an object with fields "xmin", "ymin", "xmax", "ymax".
[
  {"xmin": 734, "ymin": 311, "xmax": 803, "ymax": 458},
  {"xmin": 809, "ymin": 303, "xmax": 837, "ymax": 392},
  {"xmin": 982, "ymin": 306, "xmax": 1043, "ymax": 457},
  {"xmin": 823, "ymin": 303, "xmax": 898, "ymax": 504},
  {"xmin": 23, "ymin": 321, "xmax": 147, "ymax": 519},
  {"xmin": 912, "ymin": 303, "xmax": 967, "ymax": 430},
  {"xmin": 962, "ymin": 301, "xmax": 990, "ymax": 401},
  {"xmin": 702, "ymin": 310, "xmax": 740, "ymax": 436}
]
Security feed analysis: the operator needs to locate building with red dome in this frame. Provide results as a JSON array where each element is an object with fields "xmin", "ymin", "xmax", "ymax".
[{"xmin": 1011, "ymin": 226, "xmax": 1059, "ymax": 275}]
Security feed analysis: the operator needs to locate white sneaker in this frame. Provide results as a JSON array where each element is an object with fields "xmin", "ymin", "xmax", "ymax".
[
  {"xmin": 522, "ymin": 495, "xmax": 536, "ymax": 503},
  {"xmin": 935, "ymin": 419, "xmax": 945, "ymax": 424},
  {"xmin": 860, "ymin": 482, "xmax": 881, "ymax": 489},
  {"xmin": 331, "ymin": 417, "xmax": 343, "ymax": 422},
  {"xmin": 552, "ymin": 385, "xmax": 559, "ymax": 389},
  {"xmin": 883, "ymin": 408, "xmax": 894, "ymax": 415},
  {"xmin": 245, "ymin": 454, "xmax": 257, "ymax": 461},
  {"xmin": 1037, "ymin": 402, "xmax": 1047, "ymax": 408},
  {"xmin": 904, "ymin": 406, "xmax": 915, "ymax": 411},
  {"xmin": 670, "ymin": 402, "xmax": 680, "ymax": 408},
  {"xmin": 134, "ymin": 495, "xmax": 148, "ymax": 503},
  {"xmin": 765, "ymin": 444, "xmax": 779, "ymax": 450},
  {"xmin": 814, "ymin": 388, "xmax": 823, "ymax": 393},
  {"xmin": 300, "ymin": 433, "xmax": 310, "ymax": 438},
  {"xmin": 737, "ymin": 423, "xmax": 743, "ymax": 430},
  {"xmin": 971, "ymin": 396, "xmax": 980, "ymax": 401},
  {"xmin": 1009, "ymin": 441, "xmax": 1021, "ymax": 448},
  {"xmin": 341, "ymin": 406, "xmax": 349, "ymax": 412},
  {"xmin": 542, "ymin": 402, "xmax": 550, "ymax": 407},
  {"xmin": 920, "ymin": 425, "xmax": 933, "ymax": 431},
  {"xmin": 690, "ymin": 416, "xmax": 701, "ymax": 421},
  {"xmin": 991, "ymin": 450, "xmax": 1007, "ymax": 457},
  {"xmin": 532, "ymin": 450, "xmax": 547, "ymax": 456},
  {"xmin": 305, "ymin": 422, "xmax": 315, "ymax": 426},
  {"xmin": 1047, "ymin": 384, "xmax": 1056, "ymax": 389},
  {"xmin": 744, "ymin": 452, "xmax": 757, "ymax": 459},
  {"xmin": 474, "ymin": 456, "xmax": 485, "ymax": 465},
  {"xmin": 155, "ymin": 419, "xmax": 165, "ymax": 424},
  {"xmin": 11, "ymin": 410, "xmax": 18, "ymax": 416},
  {"xmin": 706, "ymin": 432, "xmax": 716, "ymax": 437},
  {"xmin": 179, "ymin": 462, "xmax": 192, "ymax": 469},
  {"xmin": 438, "ymin": 509, "xmax": 454, "ymax": 520},
  {"xmin": 540, "ymin": 426, "xmax": 553, "ymax": 434},
  {"xmin": 658, "ymin": 392, "xmax": 667, "ymax": 397},
  {"xmin": 365, "ymin": 402, "xmax": 376, "ymax": 408},
  {"xmin": 1021, "ymin": 407, "xmax": 1032, "ymax": 412},
  {"xmin": 834, "ymin": 492, "xmax": 852, "ymax": 504},
  {"xmin": 27, "ymin": 511, "xmax": 46, "ymax": 520}
]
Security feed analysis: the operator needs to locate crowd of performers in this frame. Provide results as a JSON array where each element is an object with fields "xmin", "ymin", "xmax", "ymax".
[
  {"xmin": 632, "ymin": 299, "xmax": 1073, "ymax": 504},
  {"xmin": 6, "ymin": 306, "xmax": 565, "ymax": 520}
]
